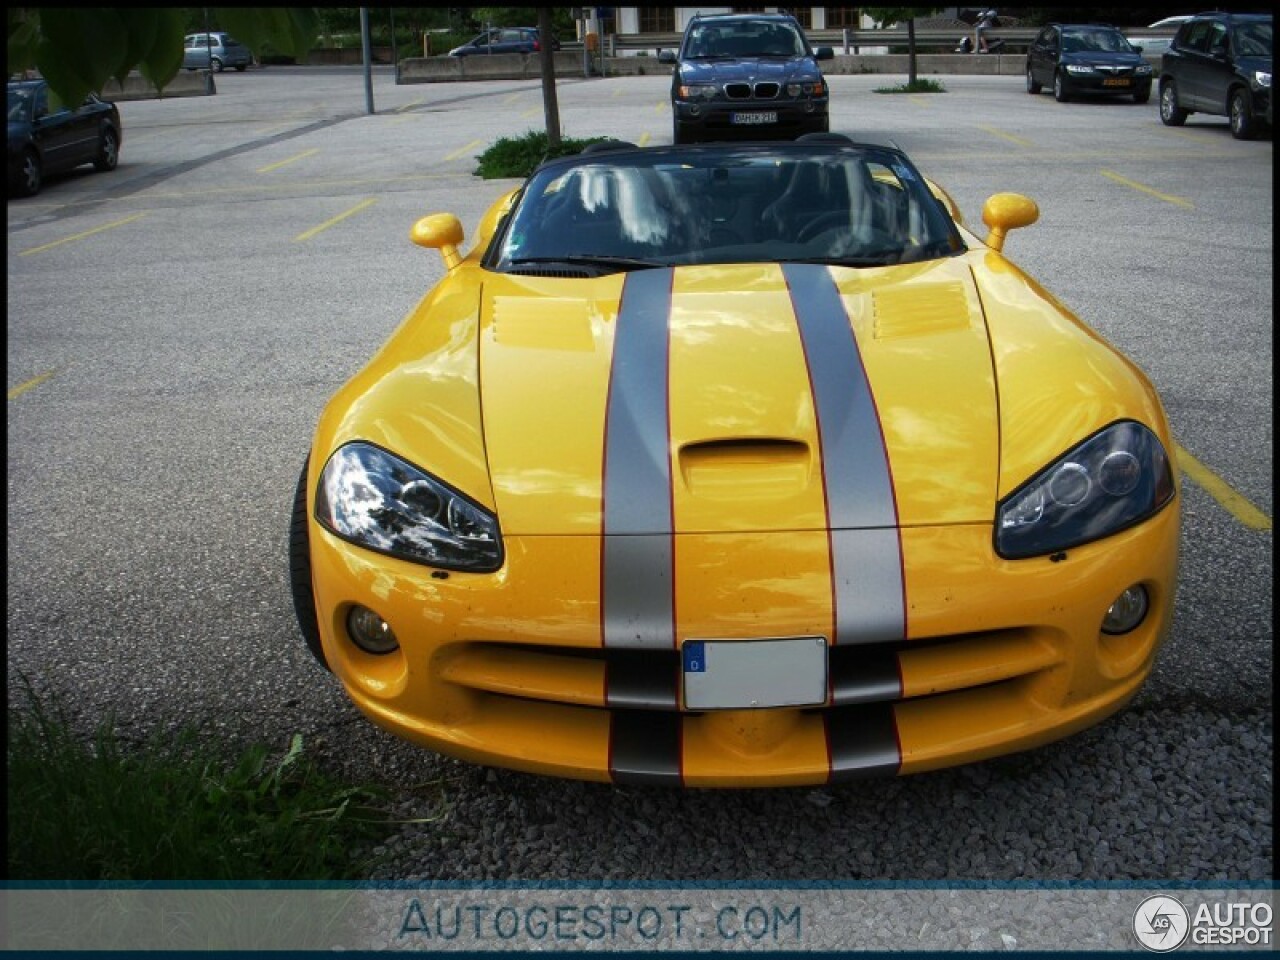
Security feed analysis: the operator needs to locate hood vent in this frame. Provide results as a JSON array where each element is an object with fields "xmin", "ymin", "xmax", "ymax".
[{"xmin": 508, "ymin": 266, "xmax": 592, "ymax": 279}]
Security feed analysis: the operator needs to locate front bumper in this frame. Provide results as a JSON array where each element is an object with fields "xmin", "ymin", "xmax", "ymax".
[
  {"xmin": 1061, "ymin": 73, "xmax": 1152, "ymax": 97},
  {"xmin": 674, "ymin": 98, "xmax": 829, "ymax": 139},
  {"xmin": 308, "ymin": 499, "xmax": 1179, "ymax": 787}
]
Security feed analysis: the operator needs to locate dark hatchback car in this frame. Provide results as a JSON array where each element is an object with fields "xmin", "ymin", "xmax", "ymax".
[
  {"xmin": 1159, "ymin": 12, "xmax": 1272, "ymax": 140},
  {"xmin": 7, "ymin": 80, "xmax": 121, "ymax": 198},
  {"xmin": 448, "ymin": 27, "xmax": 559, "ymax": 57},
  {"xmin": 1026, "ymin": 24, "xmax": 1154, "ymax": 104},
  {"xmin": 658, "ymin": 13, "xmax": 833, "ymax": 144}
]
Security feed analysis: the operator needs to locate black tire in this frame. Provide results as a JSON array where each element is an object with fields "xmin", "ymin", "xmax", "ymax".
[
  {"xmin": 93, "ymin": 126, "xmax": 118, "ymax": 172},
  {"xmin": 289, "ymin": 460, "xmax": 329, "ymax": 670},
  {"xmin": 1053, "ymin": 70, "xmax": 1070, "ymax": 103},
  {"xmin": 234, "ymin": 64, "xmax": 247, "ymax": 72},
  {"xmin": 211, "ymin": 56, "xmax": 224, "ymax": 72},
  {"xmin": 1132, "ymin": 84, "xmax": 1151, "ymax": 105},
  {"xmin": 1159, "ymin": 80, "xmax": 1188, "ymax": 126},
  {"xmin": 14, "ymin": 148, "xmax": 41, "ymax": 197},
  {"xmin": 1026, "ymin": 66, "xmax": 1041, "ymax": 95},
  {"xmin": 1229, "ymin": 88, "xmax": 1257, "ymax": 140}
]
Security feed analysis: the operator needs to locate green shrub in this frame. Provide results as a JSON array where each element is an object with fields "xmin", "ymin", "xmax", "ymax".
[
  {"xmin": 873, "ymin": 77, "xmax": 947, "ymax": 94},
  {"xmin": 475, "ymin": 129, "xmax": 614, "ymax": 179}
]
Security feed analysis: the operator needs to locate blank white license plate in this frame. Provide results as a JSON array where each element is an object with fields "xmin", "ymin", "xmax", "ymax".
[
  {"xmin": 682, "ymin": 636, "xmax": 827, "ymax": 710},
  {"xmin": 731, "ymin": 111, "xmax": 778, "ymax": 125}
]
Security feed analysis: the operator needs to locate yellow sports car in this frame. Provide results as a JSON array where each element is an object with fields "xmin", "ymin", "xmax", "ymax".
[{"xmin": 290, "ymin": 135, "xmax": 1179, "ymax": 787}]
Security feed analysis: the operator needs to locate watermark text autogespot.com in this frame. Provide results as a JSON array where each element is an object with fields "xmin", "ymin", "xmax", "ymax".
[{"xmin": 398, "ymin": 898, "xmax": 803, "ymax": 945}]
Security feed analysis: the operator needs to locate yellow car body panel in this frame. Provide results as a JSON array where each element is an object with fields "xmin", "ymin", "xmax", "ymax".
[{"xmin": 302, "ymin": 175, "xmax": 1180, "ymax": 786}]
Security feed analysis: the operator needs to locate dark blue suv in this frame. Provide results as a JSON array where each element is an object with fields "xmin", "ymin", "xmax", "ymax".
[
  {"xmin": 1159, "ymin": 13, "xmax": 1272, "ymax": 139},
  {"xmin": 658, "ymin": 13, "xmax": 834, "ymax": 144}
]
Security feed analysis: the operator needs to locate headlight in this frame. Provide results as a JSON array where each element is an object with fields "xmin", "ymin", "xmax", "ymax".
[
  {"xmin": 1065, "ymin": 64, "xmax": 1096, "ymax": 75},
  {"xmin": 678, "ymin": 83, "xmax": 717, "ymax": 99},
  {"xmin": 315, "ymin": 442, "xmax": 502, "ymax": 572},
  {"xmin": 996, "ymin": 421, "xmax": 1175, "ymax": 560},
  {"xmin": 1254, "ymin": 71, "xmax": 1271, "ymax": 89}
]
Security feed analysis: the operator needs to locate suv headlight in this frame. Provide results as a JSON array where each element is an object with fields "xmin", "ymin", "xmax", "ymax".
[
  {"xmin": 996, "ymin": 421, "xmax": 1175, "ymax": 560},
  {"xmin": 1253, "ymin": 71, "xmax": 1271, "ymax": 89},
  {"xmin": 315, "ymin": 442, "xmax": 502, "ymax": 571},
  {"xmin": 786, "ymin": 80, "xmax": 825, "ymax": 96},
  {"xmin": 678, "ymin": 83, "xmax": 717, "ymax": 99}
]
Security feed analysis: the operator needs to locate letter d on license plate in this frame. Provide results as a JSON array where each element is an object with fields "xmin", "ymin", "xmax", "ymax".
[{"xmin": 682, "ymin": 636, "xmax": 827, "ymax": 710}]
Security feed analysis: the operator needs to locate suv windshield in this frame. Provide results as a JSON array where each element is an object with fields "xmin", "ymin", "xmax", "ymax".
[
  {"xmin": 1233, "ymin": 22, "xmax": 1272, "ymax": 57},
  {"xmin": 684, "ymin": 20, "xmax": 807, "ymax": 59},
  {"xmin": 490, "ymin": 145, "xmax": 965, "ymax": 273}
]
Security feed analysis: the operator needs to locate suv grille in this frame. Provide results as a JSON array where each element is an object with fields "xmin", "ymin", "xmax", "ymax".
[{"xmin": 725, "ymin": 81, "xmax": 780, "ymax": 100}]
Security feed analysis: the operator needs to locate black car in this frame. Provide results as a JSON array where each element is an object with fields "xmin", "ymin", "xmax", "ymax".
[
  {"xmin": 448, "ymin": 27, "xmax": 558, "ymax": 57},
  {"xmin": 1026, "ymin": 24, "xmax": 1154, "ymax": 104},
  {"xmin": 658, "ymin": 13, "xmax": 833, "ymax": 144},
  {"xmin": 7, "ymin": 80, "xmax": 121, "ymax": 198},
  {"xmin": 1159, "ymin": 12, "xmax": 1272, "ymax": 140}
]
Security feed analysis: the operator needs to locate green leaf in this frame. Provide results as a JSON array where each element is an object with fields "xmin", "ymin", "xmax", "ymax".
[
  {"xmin": 7, "ymin": 9, "xmax": 41, "ymax": 76},
  {"xmin": 114, "ymin": 9, "xmax": 160, "ymax": 86},
  {"xmin": 216, "ymin": 7, "xmax": 320, "ymax": 61},
  {"xmin": 137, "ymin": 8, "xmax": 186, "ymax": 94}
]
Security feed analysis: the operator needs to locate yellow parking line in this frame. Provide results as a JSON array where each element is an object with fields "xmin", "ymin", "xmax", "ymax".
[
  {"xmin": 444, "ymin": 139, "xmax": 483, "ymax": 162},
  {"xmin": 504, "ymin": 92, "xmax": 523, "ymax": 104},
  {"xmin": 395, "ymin": 98, "xmax": 424, "ymax": 114},
  {"xmin": 655, "ymin": 100, "xmax": 666, "ymax": 112},
  {"xmin": 1175, "ymin": 443, "xmax": 1272, "ymax": 531},
  {"xmin": 18, "ymin": 213, "xmax": 147, "ymax": 256},
  {"xmin": 638, "ymin": 131, "xmax": 651, "ymax": 147},
  {"xmin": 907, "ymin": 95, "xmax": 932, "ymax": 107},
  {"xmin": 979, "ymin": 124, "xmax": 1032, "ymax": 147},
  {"xmin": 1101, "ymin": 169, "xmax": 1193, "ymax": 208},
  {"xmin": 8, "ymin": 369, "xmax": 56, "ymax": 401},
  {"xmin": 257, "ymin": 148, "xmax": 319, "ymax": 174},
  {"xmin": 294, "ymin": 198, "xmax": 377, "ymax": 242},
  {"xmin": 521, "ymin": 106, "xmax": 540, "ymax": 119}
]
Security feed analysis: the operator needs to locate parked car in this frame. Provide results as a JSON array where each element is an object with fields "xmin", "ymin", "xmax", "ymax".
[
  {"xmin": 7, "ymin": 80, "xmax": 120, "ymax": 198},
  {"xmin": 290, "ymin": 135, "xmax": 1180, "ymax": 786},
  {"xmin": 1026, "ymin": 23, "xmax": 1154, "ymax": 103},
  {"xmin": 1159, "ymin": 12, "xmax": 1273, "ymax": 140},
  {"xmin": 447, "ymin": 27, "xmax": 558, "ymax": 57},
  {"xmin": 658, "ymin": 12, "xmax": 833, "ymax": 143},
  {"xmin": 183, "ymin": 32, "xmax": 252, "ymax": 72}
]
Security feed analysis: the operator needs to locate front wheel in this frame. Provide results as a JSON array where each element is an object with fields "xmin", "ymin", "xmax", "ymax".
[
  {"xmin": 211, "ymin": 56, "xmax": 224, "ymax": 73},
  {"xmin": 1026, "ymin": 66, "xmax": 1041, "ymax": 95},
  {"xmin": 14, "ymin": 148, "xmax": 41, "ymax": 197},
  {"xmin": 93, "ymin": 126, "xmax": 118, "ymax": 171},
  {"xmin": 1229, "ymin": 89, "xmax": 1257, "ymax": 140},
  {"xmin": 1053, "ymin": 70, "xmax": 1070, "ymax": 102},
  {"xmin": 1159, "ymin": 81, "xmax": 1188, "ymax": 126}
]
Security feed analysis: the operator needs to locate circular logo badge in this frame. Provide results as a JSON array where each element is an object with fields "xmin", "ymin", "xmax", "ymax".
[{"xmin": 1133, "ymin": 895, "xmax": 1190, "ymax": 952}]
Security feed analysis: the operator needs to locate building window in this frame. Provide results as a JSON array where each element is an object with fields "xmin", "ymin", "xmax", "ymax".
[
  {"xmin": 789, "ymin": 7, "xmax": 813, "ymax": 28},
  {"xmin": 825, "ymin": 7, "xmax": 861, "ymax": 28},
  {"xmin": 638, "ymin": 7, "xmax": 675, "ymax": 32}
]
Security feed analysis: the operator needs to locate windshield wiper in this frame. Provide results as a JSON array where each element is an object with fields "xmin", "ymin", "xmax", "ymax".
[
  {"xmin": 688, "ymin": 53, "xmax": 735, "ymax": 60},
  {"xmin": 508, "ymin": 255, "xmax": 665, "ymax": 273}
]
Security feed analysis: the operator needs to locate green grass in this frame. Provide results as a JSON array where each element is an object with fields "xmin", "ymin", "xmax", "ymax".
[
  {"xmin": 475, "ymin": 129, "xmax": 615, "ymax": 179},
  {"xmin": 7, "ymin": 680, "xmax": 398, "ymax": 880},
  {"xmin": 873, "ymin": 78, "xmax": 947, "ymax": 94}
]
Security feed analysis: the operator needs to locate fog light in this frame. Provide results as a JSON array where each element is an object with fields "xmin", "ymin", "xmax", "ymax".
[
  {"xmin": 347, "ymin": 605, "xmax": 399, "ymax": 654},
  {"xmin": 1102, "ymin": 585, "xmax": 1148, "ymax": 635}
]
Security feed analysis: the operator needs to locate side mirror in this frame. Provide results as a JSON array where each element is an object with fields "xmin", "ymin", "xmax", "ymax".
[
  {"xmin": 815, "ymin": 46, "xmax": 835, "ymax": 61},
  {"xmin": 411, "ymin": 213, "xmax": 465, "ymax": 270},
  {"xmin": 657, "ymin": 49, "xmax": 676, "ymax": 64},
  {"xmin": 981, "ymin": 193, "xmax": 1039, "ymax": 252}
]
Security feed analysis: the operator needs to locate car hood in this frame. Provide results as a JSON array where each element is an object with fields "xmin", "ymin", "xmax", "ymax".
[
  {"xmin": 679, "ymin": 57, "xmax": 822, "ymax": 84},
  {"xmin": 1062, "ymin": 51, "xmax": 1147, "ymax": 68},
  {"xmin": 474, "ymin": 259, "xmax": 998, "ymax": 536}
]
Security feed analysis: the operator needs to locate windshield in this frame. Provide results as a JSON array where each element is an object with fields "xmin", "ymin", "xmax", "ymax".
[
  {"xmin": 1233, "ymin": 22, "xmax": 1272, "ymax": 57},
  {"xmin": 490, "ymin": 146, "xmax": 965, "ymax": 274},
  {"xmin": 1062, "ymin": 29, "xmax": 1135, "ymax": 53},
  {"xmin": 7, "ymin": 87, "xmax": 34, "ymax": 122},
  {"xmin": 685, "ymin": 20, "xmax": 807, "ymax": 58}
]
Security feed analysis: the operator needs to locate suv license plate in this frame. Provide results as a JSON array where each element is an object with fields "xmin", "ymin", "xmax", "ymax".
[
  {"xmin": 731, "ymin": 111, "xmax": 778, "ymax": 125},
  {"xmin": 682, "ymin": 636, "xmax": 827, "ymax": 710}
]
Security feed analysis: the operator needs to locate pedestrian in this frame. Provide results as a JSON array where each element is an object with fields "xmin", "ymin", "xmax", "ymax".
[{"xmin": 975, "ymin": 9, "xmax": 998, "ymax": 53}]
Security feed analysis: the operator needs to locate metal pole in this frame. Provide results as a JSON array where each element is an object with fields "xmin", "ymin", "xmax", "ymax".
[
  {"xmin": 389, "ymin": 8, "xmax": 397, "ymax": 68},
  {"xmin": 360, "ymin": 7, "xmax": 374, "ymax": 114}
]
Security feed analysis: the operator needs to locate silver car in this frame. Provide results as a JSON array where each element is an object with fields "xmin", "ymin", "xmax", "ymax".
[{"xmin": 183, "ymin": 32, "xmax": 252, "ymax": 72}]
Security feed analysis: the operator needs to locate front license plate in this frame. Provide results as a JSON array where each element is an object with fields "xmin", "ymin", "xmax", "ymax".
[
  {"xmin": 731, "ymin": 111, "xmax": 778, "ymax": 125},
  {"xmin": 682, "ymin": 636, "xmax": 827, "ymax": 710},
  {"xmin": 1102, "ymin": 78, "xmax": 1131, "ymax": 87}
]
